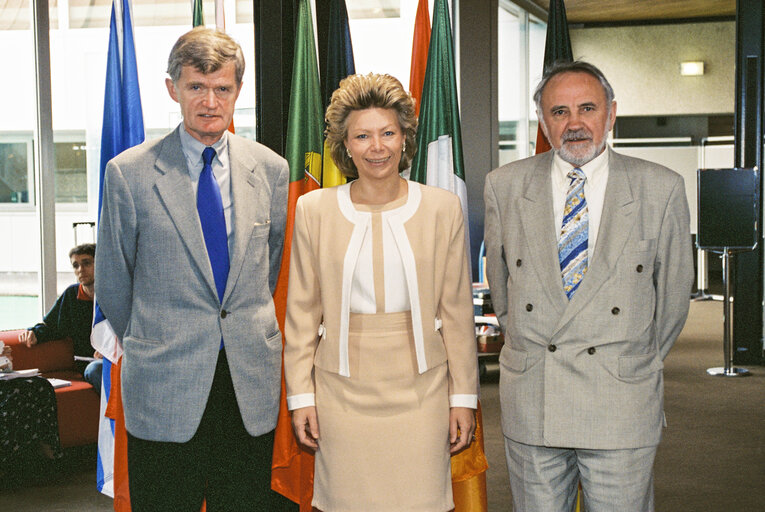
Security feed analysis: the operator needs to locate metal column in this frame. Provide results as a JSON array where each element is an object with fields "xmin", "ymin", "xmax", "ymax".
[{"xmin": 732, "ymin": 0, "xmax": 765, "ymax": 365}]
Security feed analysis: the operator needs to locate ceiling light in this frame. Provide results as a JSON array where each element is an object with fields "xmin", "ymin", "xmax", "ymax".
[{"xmin": 680, "ymin": 61, "xmax": 705, "ymax": 76}]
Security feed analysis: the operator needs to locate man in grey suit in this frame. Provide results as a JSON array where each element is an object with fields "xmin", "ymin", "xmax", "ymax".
[
  {"xmin": 95, "ymin": 27, "xmax": 288, "ymax": 510},
  {"xmin": 484, "ymin": 61, "xmax": 694, "ymax": 511}
]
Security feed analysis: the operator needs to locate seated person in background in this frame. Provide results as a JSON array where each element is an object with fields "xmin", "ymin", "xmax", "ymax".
[{"xmin": 18, "ymin": 243, "xmax": 102, "ymax": 393}]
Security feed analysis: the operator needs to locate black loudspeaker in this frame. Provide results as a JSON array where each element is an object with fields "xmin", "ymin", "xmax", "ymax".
[{"xmin": 697, "ymin": 168, "xmax": 759, "ymax": 250}]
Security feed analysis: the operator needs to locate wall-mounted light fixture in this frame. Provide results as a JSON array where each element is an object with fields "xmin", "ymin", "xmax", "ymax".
[{"xmin": 680, "ymin": 61, "xmax": 705, "ymax": 76}]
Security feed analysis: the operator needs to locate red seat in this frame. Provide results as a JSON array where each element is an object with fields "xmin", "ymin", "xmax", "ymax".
[{"xmin": 1, "ymin": 330, "xmax": 100, "ymax": 448}]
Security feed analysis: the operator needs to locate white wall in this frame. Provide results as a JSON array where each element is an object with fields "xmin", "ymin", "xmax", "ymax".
[{"xmin": 571, "ymin": 21, "xmax": 735, "ymax": 116}]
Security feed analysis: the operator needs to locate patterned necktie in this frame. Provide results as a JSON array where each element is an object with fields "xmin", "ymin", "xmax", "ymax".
[
  {"xmin": 197, "ymin": 147, "xmax": 230, "ymax": 304},
  {"xmin": 559, "ymin": 167, "xmax": 589, "ymax": 299}
]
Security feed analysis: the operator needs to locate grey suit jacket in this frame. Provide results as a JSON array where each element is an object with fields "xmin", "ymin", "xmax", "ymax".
[
  {"xmin": 484, "ymin": 147, "xmax": 694, "ymax": 449},
  {"xmin": 95, "ymin": 126, "xmax": 288, "ymax": 442}
]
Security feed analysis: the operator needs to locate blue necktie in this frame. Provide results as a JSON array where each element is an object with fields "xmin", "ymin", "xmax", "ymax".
[
  {"xmin": 198, "ymin": 147, "xmax": 229, "ymax": 347},
  {"xmin": 559, "ymin": 167, "xmax": 589, "ymax": 299}
]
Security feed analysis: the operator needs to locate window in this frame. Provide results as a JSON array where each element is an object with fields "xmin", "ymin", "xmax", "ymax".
[
  {"xmin": 0, "ymin": 139, "xmax": 32, "ymax": 204},
  {"xmin": 498, "ymin": 0, "xmax": 545, "ymax": 165},
  {"xmin": 0, "ymin": 0, "xmax": 58, "ymax": 30},
  {"xmin": 54, "ymin": 139, "xmax": 87, "ymax": 203},
  {"xmin": 69, "ymin": 0, "xmax": 201, "ymax": 29}
]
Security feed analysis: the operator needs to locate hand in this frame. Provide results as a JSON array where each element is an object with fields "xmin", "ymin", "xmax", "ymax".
[
  {"xmin": 291, "ymin": 406, "xmax": 320, "ymax": 451},
  {"xmin": 449, "ymin": 407, "xmax": 476, "ymax": 455},
  {"xmin": 94, "ymin": 351, "xmax": 103, "ymax": 359},
  {"xmin": 18, "ymin": 330, "xmax": 37, "ymax": 348}
]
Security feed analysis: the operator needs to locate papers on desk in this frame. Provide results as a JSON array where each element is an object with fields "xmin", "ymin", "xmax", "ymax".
[
  {"xmin": 474, "ymin": 315, "xmax": 499, "ymax": 326},
  {"xmin": 0, "ymin": 368, "xmax": 41, "ymax": 380},
  {"xmin": 47, "ymin": 378, "xmax": 72, "ymax": 389}
]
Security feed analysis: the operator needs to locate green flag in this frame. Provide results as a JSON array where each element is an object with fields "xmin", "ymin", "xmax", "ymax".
[
  {"xmin": 285, "ymin": 0, "xmax": 324, "ymax": 191},
  {"xmin": 192, "ymin": 0, "xmax": 204, "ymax": 27},
  {"xmin": 272, "ymin": 2, "xmax": 323, "ymax": 504},
  {"xmin": 410, "ymin": 0, "xmax": 470, "ymax": 268}
]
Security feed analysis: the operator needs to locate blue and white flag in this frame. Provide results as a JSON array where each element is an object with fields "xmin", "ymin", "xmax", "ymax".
[{"xmin": 92, "ymin": 0, "xmax": 144, "ymax": 497}]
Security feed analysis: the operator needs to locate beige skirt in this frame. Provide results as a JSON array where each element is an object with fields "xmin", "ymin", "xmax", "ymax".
[{"xmin": 312, "ymin": 311, "xmax": 452, "ymax": 512}]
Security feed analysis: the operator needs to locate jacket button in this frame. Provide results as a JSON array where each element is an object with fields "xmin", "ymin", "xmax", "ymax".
[
  {"xmin": 526, "ymin": 304, "xmax": 533, "ymax": 312},
  {"xmin": 516, "ymin": 259, "xmax": 522, "ymax": 267},
  {"xmin": 220, "ymin": 310, "xmax": 228, "ymax": 319},
  {"xmin": 548, "ymin": 344, "xmax": 557, "ymax": 352},
  {"xmin": 636, "ymin": 264, "xmax": 644, "ymax": 273},
  {"xmin": 611, "ymin": 307, "xmax": 620, "ymax": 315},
  {"xmin": 587, "ymin": 347, "xmax": 596, "ymax": 355}
]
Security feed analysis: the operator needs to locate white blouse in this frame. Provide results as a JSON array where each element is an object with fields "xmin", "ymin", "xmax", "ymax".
[{"xmin": 349, "ymin": 194, "xmax": 411, "ymax": 314}]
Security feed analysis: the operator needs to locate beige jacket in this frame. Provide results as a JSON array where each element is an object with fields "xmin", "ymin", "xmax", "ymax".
[
  {"xmin": 484, "ymin": 148, "xmax": 694, "ymax": 449},
  {"xmin": 284, "ymin": 181, "xmax": 478, "ymax": 410}
]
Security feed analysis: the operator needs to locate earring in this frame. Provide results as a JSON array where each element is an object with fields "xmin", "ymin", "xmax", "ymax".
[
  {"xmin": 346, "ymin": 147, "xmax": 352, "ymax": 158},
  {"xmin": 402, "ymin": 141, "xmax": 407, "ymax": 153}
]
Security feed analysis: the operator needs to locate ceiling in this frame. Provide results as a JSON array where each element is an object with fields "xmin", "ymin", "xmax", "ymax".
[{"xmin": 528, "ymin": 0, "xmax": 735, "ymax": 24}]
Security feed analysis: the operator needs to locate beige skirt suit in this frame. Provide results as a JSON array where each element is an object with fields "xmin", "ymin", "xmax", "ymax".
[{"xmin": 284, "ymin": 181, "xmax": 478, "ymax": 511}]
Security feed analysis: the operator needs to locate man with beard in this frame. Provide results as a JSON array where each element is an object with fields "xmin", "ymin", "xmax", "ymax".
[{"xmin": 484, "ymin": 60, "xmax": 694, "ymax": 511}]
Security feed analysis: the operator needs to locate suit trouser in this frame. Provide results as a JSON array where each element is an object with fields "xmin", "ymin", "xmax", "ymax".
[
  {"xmin": 127, "ymin": 349, "xmax": 278, "ymax": 512},
  {"xmin": 504, "ymin": 437, "xmax": 657, "ymax": 512}
]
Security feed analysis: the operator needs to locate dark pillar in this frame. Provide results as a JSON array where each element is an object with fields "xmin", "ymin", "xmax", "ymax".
[
  {"xmin": 732, "ymin": 0, "xmax": 765, "ymax": 364},
  {"xmin": 459, "ymin": 0, "xmax": 499, "ymax": 281},
  {"xmin": 253, "ymin": 0, "xmax": 296, "ymax": 156}
]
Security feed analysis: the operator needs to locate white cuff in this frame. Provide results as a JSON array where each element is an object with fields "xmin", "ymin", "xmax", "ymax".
[
  {"xmin": 449, "ymin": 394, "xmax": 478, "ymax": 409},
  {"xmin": 286, "ymin": 393, "xmax": 315, "ymax": 410}
]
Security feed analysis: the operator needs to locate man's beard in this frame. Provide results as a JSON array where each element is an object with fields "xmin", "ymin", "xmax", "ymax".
[{"xmin": 556, "ymin": 125, "xmax": 610, "ymax": 167}]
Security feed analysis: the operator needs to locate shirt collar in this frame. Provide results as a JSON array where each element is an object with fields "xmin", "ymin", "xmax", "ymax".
[
  {"xmin": 77, "ymin": 284, "xmax": 93, "ymax": 301},
  {"xmin": 178, "ymin": 124, "xmax": 228, "ymax": 170},
  {"xmin": 553, "ymin": 145, "xmax": 609, "ymax": 183}
]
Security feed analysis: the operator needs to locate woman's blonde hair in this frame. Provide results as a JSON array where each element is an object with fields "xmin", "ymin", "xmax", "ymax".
[{"xmin": 325, "ymin": 73, "xmax": 417, "ymax": 178}]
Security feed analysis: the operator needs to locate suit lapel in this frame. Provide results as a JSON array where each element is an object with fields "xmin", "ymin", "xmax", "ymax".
[
  {"xmin": 154, "ymin": 128, "xmax": 220, "ymax": 300},
  {"xmin": 518, "ymin": 153, "xmax": 569, "ymax": 314},
  {"xmin": 553, "ymin": 148, "xmax": 637, "ymax": 335},
  {"xmin": 225, "ymin": 134, "xmax": 263, "ymax": 303}
]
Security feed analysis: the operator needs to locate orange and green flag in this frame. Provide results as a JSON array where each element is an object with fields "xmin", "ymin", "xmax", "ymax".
[
  {"xmin": 271, "ymin": 0, "xmax": 322, "ymax": 509},
  {"xmin": 410, "ymin": 1, "xmax": 489, "ymax": 509},
  {"xmin": 409, "ymin": 0, "xmax": 431, "ymax": 117}
]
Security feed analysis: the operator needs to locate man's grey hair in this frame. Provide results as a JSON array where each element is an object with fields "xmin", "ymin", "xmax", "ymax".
[
  {"xmin": 533, "ymin": 60, "xmax": 615, "ymax": 115},
  {"xmin": 167, "ymin": 27, "xmax": 245, "ymax": 84}
]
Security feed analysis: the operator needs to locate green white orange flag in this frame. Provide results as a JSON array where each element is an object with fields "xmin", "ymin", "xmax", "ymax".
[
  {"xmin": 409, "ymin": 1, "xmax": 489, "ymax": 510},
  {"xmin": 410, "ymin": 0, "xmax": 469, "ymax": 272},
  {"xmin": 409, "ymin": 0, "xmax": 431, "ymax": 117},
  {"xmin": 271, "ymin": 0, "xmax": 322, "ymax": 509}
]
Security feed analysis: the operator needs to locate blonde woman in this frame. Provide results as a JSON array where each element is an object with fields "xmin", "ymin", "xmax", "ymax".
[{"xmin": 284, "ymin": 73, "xmax": 478, "ymax": 511}]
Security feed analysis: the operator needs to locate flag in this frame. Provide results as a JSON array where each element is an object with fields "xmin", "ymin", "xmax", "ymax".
[
  {"xmin": 409, "ymin": 1, "xmax": 489, "ymax": 509},
  {"xmin": 410, "ymin": 0, "xmax": 469, "ymax": 269},
  {"xmin": 409, "ymin": 0, "xmax": 431, "ymax": 117},
  {"xmin": 271, "ymin": 0, "xmax": 323, "ymax": 509},
  {"xmin": 535, "ymin": 0, "xmax": 573, "ymax": 154},
  {"xmin": 192, "ymin": 0, "xmax": 204, "ymax": 27},
  {"xmin": 321, "ymin": 0, "xmax": 355, "ymax": 188},
  {"xmin": 92, "ymin": 0, "xmax": 144, "ymax": 507}
]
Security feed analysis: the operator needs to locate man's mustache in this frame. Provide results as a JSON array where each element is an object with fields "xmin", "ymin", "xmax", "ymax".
[{"xmin": 561, "ymin": 129, "xmax": 593, "ymax": 142}]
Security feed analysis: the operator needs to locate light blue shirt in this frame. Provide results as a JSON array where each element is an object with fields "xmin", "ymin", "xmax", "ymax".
[{"xmin": 178, "ymin": 125, "xmax": 234, "ymax": 253}]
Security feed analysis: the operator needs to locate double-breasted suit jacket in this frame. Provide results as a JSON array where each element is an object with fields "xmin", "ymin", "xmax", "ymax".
[
  {"xmin": 484, "ymin": 147, "xmax": 694, "ymax": 449},
  {"xmin": 95, "ymin": 126, "xmax": 288, "ymax": 442}
]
